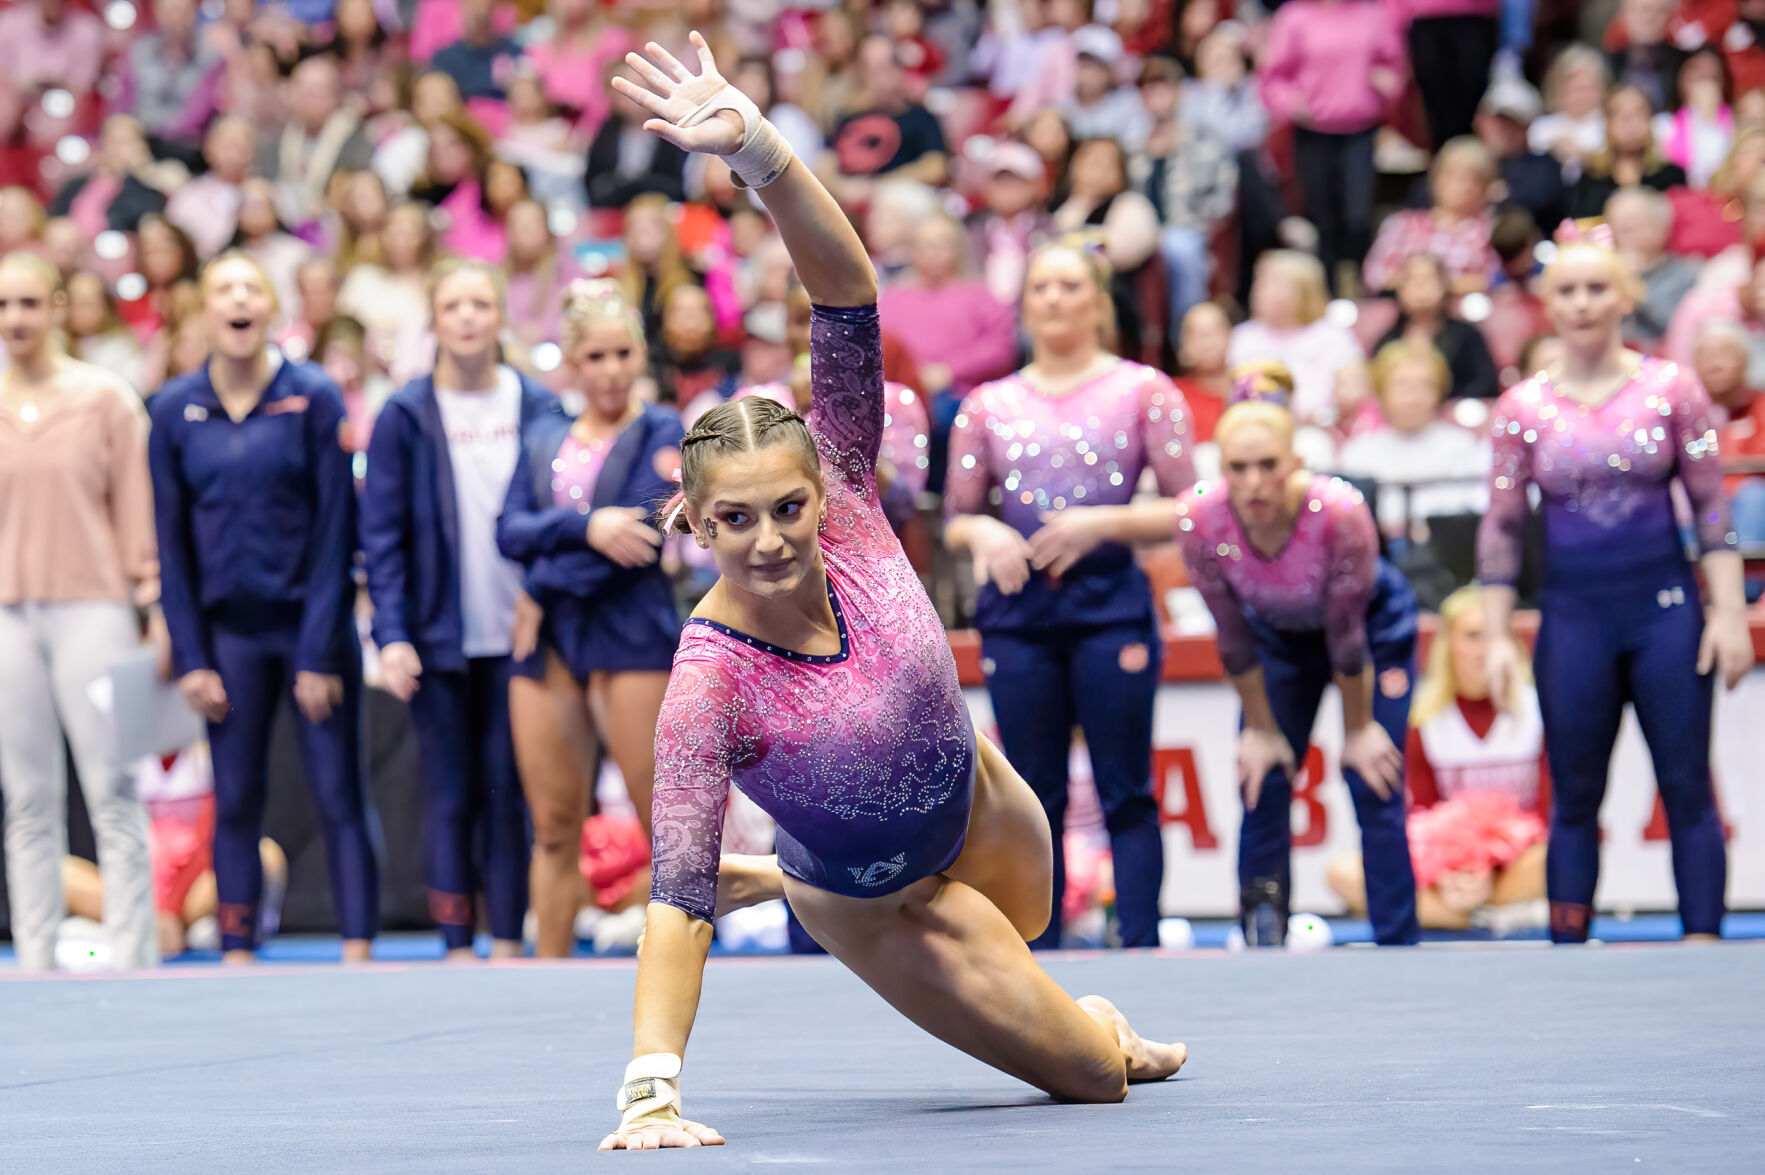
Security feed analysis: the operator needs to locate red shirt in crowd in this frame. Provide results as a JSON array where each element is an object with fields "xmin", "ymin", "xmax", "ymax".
[{"xmin": 1406, "ymin": 696, "xmax": 1552, "ymax": 820}]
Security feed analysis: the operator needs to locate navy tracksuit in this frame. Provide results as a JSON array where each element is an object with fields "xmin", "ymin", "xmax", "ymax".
[
  {"xmin": 361, "ymin": 371, "xmax": 563, "ymax": 950},
  {"xmin": 1239, "ymin": 560, "xmax": 1422, "ymax": 947},
  {"xmin": 149, "ymin": 357, "xmax": 379, "ymax": 953},
  {"xmin": 498, "ymin": 405, "xmax": 684, "ymax": 681},
  {"xmin": 977, "ymin": 548, "xmax": 1166, "ymax": 950}
]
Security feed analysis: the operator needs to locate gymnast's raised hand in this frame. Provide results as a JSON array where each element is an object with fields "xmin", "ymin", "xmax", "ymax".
[{"xmin": 611, "ymin": 33, "xmax": 749, "ymax": 160}]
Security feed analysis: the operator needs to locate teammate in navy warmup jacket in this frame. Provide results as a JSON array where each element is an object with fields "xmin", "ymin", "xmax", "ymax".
[
  {"xmin": 362, "ymin": 257, "xmax": 564, "ymax": 959},
  {"xmin": 150, "ymin": 251, "xmax": 379, "ymax": 963}
]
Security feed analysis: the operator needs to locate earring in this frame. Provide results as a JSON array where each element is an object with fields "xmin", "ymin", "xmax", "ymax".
[{"xmin": 694, "ymin": 534, "xmax": 710, "ymax": 549}]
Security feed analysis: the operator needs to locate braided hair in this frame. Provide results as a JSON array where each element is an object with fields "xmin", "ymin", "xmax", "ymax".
[{"xmin": 660, "ymin": 395, "xmax": 823, "ymax": 534}]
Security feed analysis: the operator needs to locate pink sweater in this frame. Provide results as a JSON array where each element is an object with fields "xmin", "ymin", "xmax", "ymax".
[
  {"xmin": 1260, "ymin": 0, "xmax": 1405, "ymax": 135},
  {"xmin": 877, "ymin": 281, "xmax": 1020, "ymax": 395}
]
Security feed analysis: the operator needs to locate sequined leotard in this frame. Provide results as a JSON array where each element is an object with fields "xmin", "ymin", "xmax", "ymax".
[
  {"xmin": 1174, "ymin": 475, "xmax": 1380, "ymax": 678},
  {"xmin": 1476, "ymin": 357, "xmax": 1737, "ymax": 585},
  {"xmin": 649, "ymin": 306, "xmax": 976, "ymax": 922}
]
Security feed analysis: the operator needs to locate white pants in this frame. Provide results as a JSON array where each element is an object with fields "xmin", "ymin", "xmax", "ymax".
[{"xmin": 0, "ymin": 602, "xmax": 158, "ymax": 970}]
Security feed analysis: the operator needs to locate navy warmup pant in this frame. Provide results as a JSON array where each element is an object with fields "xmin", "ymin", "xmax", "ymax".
[
  {"xmin": 1534, "ymin": 568, "xmax": 1725, "ymax": 942},
  {"xmin": 1241, "ymin": 626, "xmax": 1421, "ymax": 946},
  {"xmin": 982, "ymin": 621, "xmax": 1165, "ymax": 949},
  {"xmin": 408, "ymin": 656, "xmax": 530, "ymax": 949},
  {"xmin": 208, "ymin": 625, "xmax": 379, "ymax": 952}
]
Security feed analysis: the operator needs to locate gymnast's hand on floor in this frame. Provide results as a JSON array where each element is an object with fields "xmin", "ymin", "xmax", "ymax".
[
  {"xmin": 1028, "ymin": 509, "xmax": 1105, "ymax": 579},
  {"xmin": 612, "ymin": 32, "xmax": 745, "ymax": 157},
  {"xmin": 599, "ymin": 1113, "xmax": 726, "ymax": 1151},
  {"xmin": 968, "ymin": 515, "xmax": 1034, "ymax": 595},
  {"xmin": 1237, "ymin": 727, "xmax": 1295, "ymax": 810},
  {"xmin": 293, "ymin": 672, "xmax": 344, "ymax": 724},
  {"xmin": 1341, "ymin": 723, "xmax": 1403, "ymax": 800},
  {"xmin": 179, "ymin": 669, "xmax": 230, "ymax": 723}
]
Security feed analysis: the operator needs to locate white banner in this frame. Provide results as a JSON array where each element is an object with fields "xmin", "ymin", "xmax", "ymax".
[{"xmin": 963, "ymin": 668, "xmax": 1765, "ymax": 917}]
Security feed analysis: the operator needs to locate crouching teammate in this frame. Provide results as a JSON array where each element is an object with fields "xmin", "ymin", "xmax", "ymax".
[{"xmin": 600, "ymin": 35, "xmax": 1185, "ymax": 1151}]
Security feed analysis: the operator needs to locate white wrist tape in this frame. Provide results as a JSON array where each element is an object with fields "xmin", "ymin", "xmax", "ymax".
[
  {"xmin": 676, "ymin": 83, "xmax": 792, "ymax": 189},
  {"xmin": 616, "ymin": 1053, "xmax": 684, "ymax": 1127}
]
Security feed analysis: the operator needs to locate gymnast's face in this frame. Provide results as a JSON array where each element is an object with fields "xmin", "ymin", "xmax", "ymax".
[
  {"xmin": 1218, "ymin": 420, "xmax": 1302, "ymax": 526},
  {"xmin": 1542, "ymin": 246, "xmax": 1633, "ymax": 353},
  {"xmin": 692, "ymin": 445, "xmax": 826, "ymax": 600}
]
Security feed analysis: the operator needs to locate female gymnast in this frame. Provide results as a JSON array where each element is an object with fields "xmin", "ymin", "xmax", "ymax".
[
  {"xmin": 942, "ymin": 240, "xmax": 1197, "ymax": 949},
  {"xmin": 1478, "ymin": 222, "xmax": 1754, "ymax": 943},
  {"xmin": 497, "ymin": 279, "xmax": 684, "ymax": 957},
  {"xmin": 362, "ymin": 258, "xmax": 563, "ymax": 959},
  {"xmin": 600, "ymin": 36, "xmax": 1184, "ymax": 1151},
  {"xmin": 1028, "ymin": 362, "xmax": 1421, "ymax": 947},
  {"xmin": 151, "ymin": 252, "xmax": 379, "ymax": 962}
]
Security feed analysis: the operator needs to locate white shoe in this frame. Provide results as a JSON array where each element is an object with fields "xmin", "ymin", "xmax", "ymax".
[
  {"xmin": 592, "ymin": 906, "xmax": 648, "ymax": 955},
  {"xmin": 185, "ymin": 915, "xmax": 221, "ymax": 952},
  {"xmin": 1157, "ymin": 917, "xmax": 1195, "ymax": 950},
  {"xmin": 573, "ymin": 906, "xmax": 608, "ymax": 942},
  {"xmin": 54, "ymin": 935, "xmax": 113, "ymax": 972},
  {"xmin": 1471, "ymin": 898, "xmax": 1549, "ymax": 935}
]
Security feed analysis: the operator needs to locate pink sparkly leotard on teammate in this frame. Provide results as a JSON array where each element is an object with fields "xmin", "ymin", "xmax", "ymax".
[
  {"xmin": 945, "ymin": 359, "xmax": 1196, "ymax": 629},
  {"xmin": 1174, "ymin": 475, "xmax": 1380, "ymax": 678},
  {"xmin": 649, "ymin": 306, "xmax": 976, "ymax": 922},
  {"xmin": 1476, "ymin": 357, "xmax": 1737, "ymax": 585}
]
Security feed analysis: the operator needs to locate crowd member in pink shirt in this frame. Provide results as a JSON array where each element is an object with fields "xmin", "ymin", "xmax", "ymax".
[
  {"xmin": 1227, "ymin": 249, "xmax": 1365, "ymax": 426},
  {"xmin": 0, "ymin": 0, "xmax": 108, "ymax": 99},
  {"xmin": 877, "ymin": 213, "xmax": 1019, "ymax": 403},
  {"xmin": 524, "ymin": 0, "xmax": 632, "ymax": 133},
  {"xmin": 1258, "ymin": 0, "xmax": 1405, "ymax": 295},
  {"xmin": 165, "ymin": 117, "xmax": 257, "ymax": 261},
  {"xmin": 1363, "ymin": 137, "xmax": 1499, "ymax": 296}
]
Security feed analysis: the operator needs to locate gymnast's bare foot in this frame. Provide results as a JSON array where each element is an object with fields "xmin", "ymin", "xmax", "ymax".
[
  {"xmin": 1077, "ymin": 995, "xmax": 1187, "ymax": 1081},
  {"xmin": 715, "ymin": 854, "xmax": 785, "ymax": 916}
]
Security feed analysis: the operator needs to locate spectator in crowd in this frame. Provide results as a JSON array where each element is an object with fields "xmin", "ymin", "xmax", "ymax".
[
  {"xmin": 1398, "ymin": 0, "xmax": 1501, "ymax": 149},
  {"xmin": 497, "ymin": 72, "xmax": 586, "ymax": 209},
  {"xmin": 134, "ymin": 214, "xmax": 203, "ymax": 340},
  {"xmin": 651, "ymin": 283, "xmax": 743, "ymax": 408},
  {"xmin": 262, "ymin": 55, "xmax": 374, "ymax": 229},
  {"xmin": 1563, "ymin": 85, "xmax": 1687, "ymax": 221},
  {"xmin": 524, "ymin": 0, "xmax": 631, "ymax": 133},
  {"xmin": 1051, "ymin": 137, "xmax": 1163, "ymax": 363},
  {"xmin": 617, "ymin": 193, "xmax": 695, "ymax": 350},
  {"xmin": 315, "ymin": 314, "xmax": 393, "ymax": 453},
  {"xmin": 1727, "ymin": 0, "xmax": 1765, "ymax": 96},
  {"xmin": 1373, "ymin": 254, "xmax": 1501, "ymax": 402},
  {"xmin": 1671, "ymin": 130, "xmax": 1765, "ymax": 260},
  {"xmin": 409, "ymin": 0, "xmax": 519, "ymax": 67},
  {"xmin": 1259, "ymin": 0, "xmax": 1406, "ymax": 296},
  {"xmin": 1608, "ymin": 186, "xmax": 1699, "ymax": 352},
  {"xmin": 0, "ymin": 253, "xmax": 159, "ymax": 973},
  {"xmin": 1228, "ymin": 249, "xmax": 1365, "ymax": 426},
  {"xmin": 311, "ymin": 0, "xmax": 405, "ymax": 96},
  {"xmin": 1326, "ymin": 584, "xmax": 1549, "ymax": 931},
  {"xmin": 1473, "ymin": 77, "xmax": 1567, "ymax": 236},
  {"xmin": 0, "ymin": 0, "xmax": 107, "ymax": 98},
  {"xmin": 333, "ymin": 169, "xmax": 391, "ymax": 272},
  {"xmin": 944, "ymin": 240, "xmax": 1195, "ymax": 950},
  {"xmin": 1174, "ymin": 299, "xmax": 1234, "ymax": 443},
  {"xmin": 967, "ymin": 141, "xmax": 1055, "ymax": 307},
  {"xmin": 126, "ymin": 0, "xmax": 222, "ymax": 148},
  {"xmin": 432, "ymin": 0, "xmax": 523, "ymax": 102},
  {"xmin": 411, "ymin": 112, "xmax": 503, "ymax": 261},
  {"xmin": 0, "ymin": 84, "xmax": 54, "ymax": 203},
  {"xmin": 0, "ymin": 186, "xmax": 45, "ymax": 257},
  {"xmin": 50, "ymin": 115, "xmax": 169, "ymax": 235},
  {"xmin": 1337, "ymin": 339, "xmax": 1491, "ymax": 537},
  {"xmin": 226, "ymin": 179, "xmax": 311, "ymax": 322},
  {"xmin": 149, "ymin": 251, "xmax": 379, "ymax": 964},
  {"xmin": 64, "ymin": 271, "xmax": 148, "ymax": 391},
  {"xmin": 878, "ymin": 213, "xmax": 1019, "ymax": 406},
  {"xmin": 586, "ymin": 67, "xmax": 688, "ymax": 209},
  {"xmin": 1656, "ymin": 47, "xmax": 1734, "ymax": 190},
  {"xmin": 794, "ymin": 4, "xmax": 863, "ymax": 136},
  {"xmin": 1529, "ymin": 44, "xmax": 1611, "ymax": 175},
  {"xmin": 280, "ymin": 255, "xmax": 342, "ymax": 358},
  {"xmin": 1366, "ymin": 137, "xmax": 1499, "ymax": 296},
  {"xmin": 1606, "ymin": 0, "xmax": 1685, "ymax": 114},
  {"xmin": 363, "ymin": 257, "xmax": 562, "ymax": 961},
  {"xmin": 497, "ymin": 279, "xmax": 683, "ymax": 957},
  {"xmin": 503, "ymin": 198, "xmax": 578, "ymax": 365},
  {"xmin": 729, "ymin": 54, "xmax": 826, "ymax": 170},
  {"xmin": 39, "ymin": 217, "xmax": 90, "ymax": 282},
  {"xmin": 373, "ymin": 70, "xmax": 464, "ymax": 199},
  {"xmin": 1693, "ymin": 318, "xmax": 1765, "ymax": 548},
  {"xmin": 1180, "ymin": 25, "xmax": 1269, "ymax": 156},
  {"xmin": 823, "ymin": 33, "xmax": 950, "ymax": 208},
  {"xmin": 1059, "ymin": 26, "xmax": 1150, "ymax": 152},
  {"xmin": 166, "ymin": 117, "xmax": 258, "ymax": 261},
  {"xmin": 338, "ymin": 200, "xmax": 434, "ymax": 346},
  {"xmin": 1143, "ymin": 61, "xmax": 1237, "ymax": 342}
]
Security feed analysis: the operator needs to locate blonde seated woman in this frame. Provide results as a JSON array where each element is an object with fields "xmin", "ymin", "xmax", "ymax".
[{"xmin": 1325, "ymin": 585, "xmax": 1549, "ymax": 931}]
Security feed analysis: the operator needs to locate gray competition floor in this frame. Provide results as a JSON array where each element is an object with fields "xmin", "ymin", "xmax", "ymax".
[{"xmin": 3, "ymin": 945, "xmax": 1761, "ymax": 1173}]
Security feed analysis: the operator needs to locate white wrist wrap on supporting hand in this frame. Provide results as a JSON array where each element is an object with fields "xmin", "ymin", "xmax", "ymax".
[
  {"xmin": 676, "ymin": 83, "xmax": 792, "ymax": 189},
  {"xmin": 616, "ymin": 1053, "xmax": 684, "ymax": 1127}
]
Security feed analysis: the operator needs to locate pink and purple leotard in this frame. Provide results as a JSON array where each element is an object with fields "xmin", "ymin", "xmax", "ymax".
[{"xmin": 649, "ymin": 306, "xmax": 976, "ymax": 922}]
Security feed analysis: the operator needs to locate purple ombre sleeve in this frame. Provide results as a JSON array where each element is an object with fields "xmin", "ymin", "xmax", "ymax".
[
  {"xmin": 1669, "ymin": 372, "xmax": 1740, "ymax": 557},
  {"xmin": 1477, "ymin": 384, "xmax": 1532, "ymax": 587},
  {"xmin": 1141, "ymin": 372, "xmax": 1198, "ymax": 496},
  {"xmin": 807, "ymin": 304, "xmax": 885, "ymax": 497},
  {"xmin": 1321, "ymin": 492, "xmax": 1378, "ymax": 678},
  {"xmin": 648, "ymin": 658, "xmax": 740, "ymax": 922}
]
